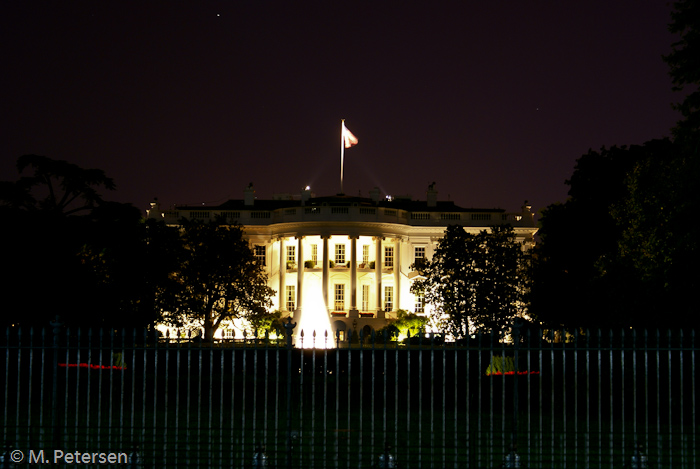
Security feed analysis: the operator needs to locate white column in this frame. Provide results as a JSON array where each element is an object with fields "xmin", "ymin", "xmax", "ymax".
[
  {"xmin": 279, "ymin": 237, "xmax": 286, "ymax": 311},
  {"xmin": 375, "ymin": 236, "xmax": 383, "ymax": 318},
  {"xmin": 322, "ymin": 235, "xmax": 330, "ymax": 311},
  {"xmin": 349, "ymin": 236, "xmax": 358, "ymax": 317},
  {"xmin": 394, "ymin": 238, "xmax": 401, "ymax": 312},
  {"xmin": 296, "ymin": 236, "xmax": 304, "ymax": 316}
]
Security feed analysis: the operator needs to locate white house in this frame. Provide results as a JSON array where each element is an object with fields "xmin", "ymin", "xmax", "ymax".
[{"xmin": 147, "ymin": 183, "xmax": 537, "ymax": 344}]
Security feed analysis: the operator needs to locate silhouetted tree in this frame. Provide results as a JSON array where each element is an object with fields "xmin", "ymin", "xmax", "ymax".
[
  {"xmin": 532, "ymin": 0, "xmax": 700, "ymax": 329},
  {"xmin": 411, "ymin": 225, "xmax": 528, "ymax": 339},
  {"xmin": 1, "ymin": 154, "xmax": 116, "ymax": 215},
  {"xmin": 0, "ymin": 155, "xmax": 153, "ymax": 329},
  {"xmin": 156, "ymin": 218, "xmax": 275, "ymax": 341},
  {"xmin": 611, "ymin": 142, "xmax": 700, "ymax": 325},
  {"xmin": 664, "ymin": 0, "xmax": 700, "ymax": 144},
  {"xmin": 77, "ymin": 215, "xmax": 182, "ymax": 329},
  {"xmin": 532, "ymin": 138, "xmax": 700, "ymax": 329},
  {"xmin": 530, "ymin": 143, "xmax": 643, "ymax": 328}
]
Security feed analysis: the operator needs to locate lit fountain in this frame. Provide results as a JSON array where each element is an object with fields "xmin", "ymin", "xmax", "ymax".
[{"xmin": 294, "ymin": 275, "xmax": 335, "ymax": 349}]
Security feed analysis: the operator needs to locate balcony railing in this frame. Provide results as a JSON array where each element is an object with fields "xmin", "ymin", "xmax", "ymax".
[{"xmin": 161, "ymin": 206, "xmax": 535, "ymax": 227}]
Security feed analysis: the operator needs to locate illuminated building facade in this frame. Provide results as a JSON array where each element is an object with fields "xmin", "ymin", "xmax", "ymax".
[{"xmin": 148, "ymin": 184, "xmax": 537, "ymax": 342}]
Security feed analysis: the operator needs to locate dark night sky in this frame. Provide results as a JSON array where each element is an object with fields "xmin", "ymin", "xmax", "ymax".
[{"xmin": 1, "ymin": 1, "xmax": 683, "ymax": 215}]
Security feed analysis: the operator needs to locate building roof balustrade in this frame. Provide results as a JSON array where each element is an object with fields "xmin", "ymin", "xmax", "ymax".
[{"xmin": 160, "ymin": 204, "xmax": 535, "ymax": 228}]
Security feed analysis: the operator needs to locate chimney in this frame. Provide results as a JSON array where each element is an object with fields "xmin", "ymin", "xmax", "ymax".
[
  {"xmin": 521, "ymin": 200, "xmax": 534, "ymax": 223},
  {"xmin": 369, "ymin": 187, "xmax": 381, "ymax": 203},
  {"xmin": 301, "ymin": 186, "xmax": 312, "ymax": 205},
  {"xmin": 146, "ymin": 198, "xmax": 162, "ymax": 219},
  {"xmin": 244, "ymin": 183, "xmax": 255, "ymax": 206},
  {"xmin": 427, "ymin": 182, "xmax": 438, "ymax": 207}
]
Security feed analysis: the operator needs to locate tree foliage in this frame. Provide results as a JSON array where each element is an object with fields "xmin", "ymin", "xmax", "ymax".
[
  {"xmin": 245, "ymin": 310, "xmax": 284, "ymax": 337},
  {"xmin": 77, "ymin": 216, "xmax": 184, "ymax": 329},
  {"xmin": 531, "ymin": 143, "xmax": 646, "ymax": 328},
  {"xmin": 1, "ymin": 154, "xmax": 116, "ymax": 215},
  {"xmin": 411, "ymin": 225, "xmax": 528, "ymax": 339},
  {"xmin": 532, "ymin": 138, "xmax": 700, "ymax": 329},
  {"xmin": 156, "ymin": 218, "xmax": 275, "ymax": 340},
  {"xmin": 0, "ymin": 156, "xmax": 152, "ymax": 329},
  {"xmin": 383, "ymin": 309, "xmax": 428, "ymax": 339},
  {"xmin": 612, "ymin": 142, "xmax": 700, "ymax": 322},
  {"xmin": 531, "ymin": 0, "xmax": 700, "ymax": 328},
  {"xmin": 664, "ymin": 0, "xmax": 700, "ymax": 143}
]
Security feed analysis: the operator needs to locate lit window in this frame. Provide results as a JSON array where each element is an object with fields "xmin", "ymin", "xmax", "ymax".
[
  {"xmin": 334, "ymin": 284, "xmax": 345, "ymax": 311},
  {"xmin": 384, "ymin": 246, "xmax": 394, "ymax": 268},
  {"xmin": 362, "ymin": 245, "xmax": 369, "ymax": 264},
  {"xmin": 414, "ymin": 291, "xmax": 425, "ymax": 313},
  {"xmin": 254, "ymin": 245, "xmax": 266, "ymax": 266},
  {"xmin": 311, "ymin": 244, "xmax": 318, "ymax": 264},
  {"xmin": 362, "ymin": 285, "xmax": 370, "ymax": 311},
  {"xmin": 335, "ymin": 244, "xmax": 346, "ymax": 265},
  {"xmin": 384, "ymin": 286, "xmax": 393, "ymax": 312},
  {"xmin": 286, "ymin": 245, "xmax": 296, "ymax": 264},
  {"xmin": 414, "ymin": 246, "xmax": 425, "ymax": 261},
  {"xmin": 286, "ymin": 285, "xmax": 296, "ymax": 311}
]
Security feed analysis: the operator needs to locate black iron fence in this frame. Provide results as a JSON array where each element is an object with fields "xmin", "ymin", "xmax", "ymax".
[{"xmin": 1, "ymin": 320, "xmax": 698, "ymax": 468}]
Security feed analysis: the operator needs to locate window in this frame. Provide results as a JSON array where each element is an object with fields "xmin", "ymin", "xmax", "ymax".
[
  {"xmin": 413, "ymin": 246, "xmax": 426, "ymax": 269},
  {"xmin": 362, "ymin": 285, "xmax": 370, "ymax": 311},
  {"xmin": 221, "ymin": 211, "xmax": 240, "ymax": 220},
  {"xmin": 286, "ymin": 245, "xmax": 296, "ymax": 264},
  {"xmin": 384, "ymin": 246, "xmax": 394, "ymax": 268},
  {"xmin": 384, "ymin": 286, "xmax": 393, "ymax": 312},
  {"xmin": 335, "ymin": 244, "xmax": 346, "ymax": 265},
  {"xmin": 254, "ymin": 245, "xmax": 266, "ymax": 266},
  {"xmin": 362, "ymin": 245, "xmax": 369, "ymax": 264},
  {"xmin": 414, "ymin": 246, "xmax": 425, "ymax": 261},
  {"xmin": 414, "ymin": 291, "xmax": 425, "ymax": 313},
  {"xmin": 311, "ymin": 244, "xmax": 318, "ymax": 264},
  {"xmin": 286, "ymin": 285, "xmax": 296, "ymax": 311},
  {"xmin": 334, "ymin": 284, "xmax": 345, "ymax": 311}
]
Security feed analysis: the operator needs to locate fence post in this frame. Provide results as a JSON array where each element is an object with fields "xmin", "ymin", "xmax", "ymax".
[
  {"xmin": 512, "ymin": 318, "xmax": 523, "ymax": 449},
  {"xmin": 50, "ymin": 316, "xmax": 63, "ymax": 451},
  {"xmin": 283, "ymin": 317, "xmax": 296, "ymax": 469}
]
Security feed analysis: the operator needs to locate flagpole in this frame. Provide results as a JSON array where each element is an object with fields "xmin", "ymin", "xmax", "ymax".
[{"xmin": 340, "ymin": 119, "xmax": 345, "ymax": 194}]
